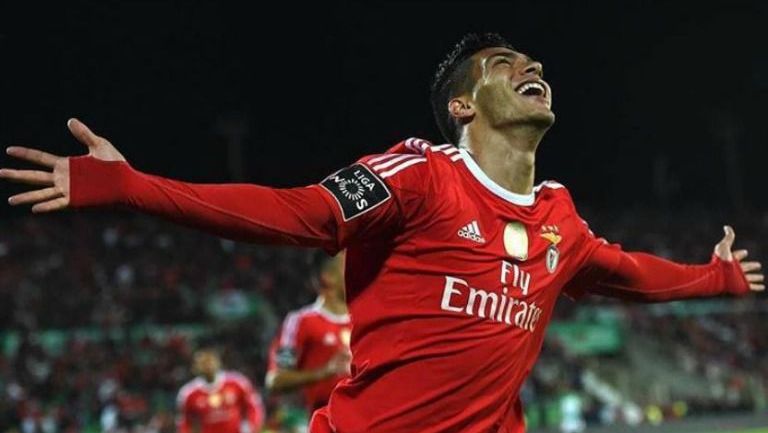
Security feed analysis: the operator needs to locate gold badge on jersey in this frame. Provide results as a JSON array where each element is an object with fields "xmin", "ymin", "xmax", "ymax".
[
  {"xmin": 208, "ymin": 393, "xmax": 222, "ymax": 408},
  {"xmin": 503, "ymin": 222, "xmax": 529, "ymax": 261},
  {"xmin": 540, "ymin": 225, "xmax": 561, "ymax": 274}
]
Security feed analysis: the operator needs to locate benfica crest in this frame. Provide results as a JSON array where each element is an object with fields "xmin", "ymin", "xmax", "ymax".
[
  {"xmin": 540, "ymin": 225, "xmax": 562, "ymax": 273},
  {"xmin": 503, "ymin": 221, "xmax": 529, "ymax": 261}
]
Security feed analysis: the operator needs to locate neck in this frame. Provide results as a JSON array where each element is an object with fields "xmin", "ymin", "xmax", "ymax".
[
  {"xmin": 317, "ymin": 293, "xmax": 347, "ymax": 315},
  {"xmin": 203, "ymin": 372, "xmax": 218, "ymax": 383},
  {"xmin": 460, "ymin": 123, "xmax": 543, "ymax": 195}
]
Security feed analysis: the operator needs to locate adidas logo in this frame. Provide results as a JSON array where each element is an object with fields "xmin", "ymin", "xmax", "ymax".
[{"xmin": 458, "ymin": 220, "xmax": 486, "ymax": 244}]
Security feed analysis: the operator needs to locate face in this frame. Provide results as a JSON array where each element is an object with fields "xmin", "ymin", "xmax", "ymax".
[
  {"xmin": 193, "ymin": 351, "xmax": 221, "ymax": 378},
  {"xmin": 319, "ymin": 251, "xmax": 346, "ymax": 301},
  {"xmin": 457, "ymin": 47, "xmax": 555, "ymax": 132}
]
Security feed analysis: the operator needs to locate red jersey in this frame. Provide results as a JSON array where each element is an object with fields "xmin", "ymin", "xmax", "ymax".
[
  {"xmin": 177, "ymin": 371, "xmax": 264, "ymax": 433},
  {"xmin": 313, "ymin": 141, "xmax": 602, "ymax": 432},
  {"xmin": 268, "ymin": 300, "xmax": 352, "ymax": 411},
  {"xmin": 70, "ymin": 137, "xmax": 750, "ymax": 433}
]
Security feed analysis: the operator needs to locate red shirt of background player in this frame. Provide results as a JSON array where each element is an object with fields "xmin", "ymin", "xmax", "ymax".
[
  {"xmin": 268, "ymin": 301, "xmax": 352, "ymax": 411},
  {"xmin": 177, "ymin": 371, "xmax": 264, "ymax": 433}
]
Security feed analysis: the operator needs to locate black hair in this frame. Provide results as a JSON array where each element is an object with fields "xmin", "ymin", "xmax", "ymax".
[
  {"xmin": 194, "ymin": 344, "xmax": 222, "ymax": 357},
  {"xmin": 431, "ymin": 33, "xmax": 515, "ymax": 144},
  {"xmin": 306, "ymin": 249, "xmax": 339, "ymax": 291}
]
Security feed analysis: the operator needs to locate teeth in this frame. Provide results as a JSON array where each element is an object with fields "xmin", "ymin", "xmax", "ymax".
[{"xmin": 516, "ymin": 82, "xmax": 545, "ymax": 96}]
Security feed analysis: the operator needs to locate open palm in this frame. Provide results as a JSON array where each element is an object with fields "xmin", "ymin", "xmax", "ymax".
[{"xmin": 0, "ymin": 118, "xmax": 125, "ymax": 212}]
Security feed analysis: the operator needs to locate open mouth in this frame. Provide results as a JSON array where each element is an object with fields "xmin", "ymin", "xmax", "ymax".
[{"xmin": 514, "ymin": 80, "xmax": 547, "ymax": 98}]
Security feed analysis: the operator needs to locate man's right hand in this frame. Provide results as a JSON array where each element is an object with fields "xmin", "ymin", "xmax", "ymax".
[{"xmin": 0, "ymin": 118, "xmax": 126, "ymax": 213}]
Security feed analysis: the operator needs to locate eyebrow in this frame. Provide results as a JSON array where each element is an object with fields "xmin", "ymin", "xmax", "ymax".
[{"xmin": 487, "ymin": 52, "xmax": 534, "ymax": 64}]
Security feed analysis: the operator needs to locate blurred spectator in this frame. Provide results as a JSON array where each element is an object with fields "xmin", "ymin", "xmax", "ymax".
[{"xmin": 0, "ymin": 209, "xmax": 765, "ymax": 431}]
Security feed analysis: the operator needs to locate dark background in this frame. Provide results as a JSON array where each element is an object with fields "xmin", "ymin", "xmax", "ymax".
[{"xmin": 1, "ymin": 1, "xmax": 766, "ymax": 215}]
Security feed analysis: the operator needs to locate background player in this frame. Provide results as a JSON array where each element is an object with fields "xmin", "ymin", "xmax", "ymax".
[
  {"xmin": 266, "ymin": 251, "xmax": 351, "ymax": 413},
  {"xmin": 177, "ymin": 348, "xmax": 264, "ymax": 433}
]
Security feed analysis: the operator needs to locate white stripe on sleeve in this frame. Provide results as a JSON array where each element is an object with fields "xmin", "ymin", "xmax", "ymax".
[
  {"xmin": 372, "ymin": 154, "xmax": 419, "ymax": 171},
  {"xmin": 380, "ymin": 157, "xmax": 427, "ymax": 178}
]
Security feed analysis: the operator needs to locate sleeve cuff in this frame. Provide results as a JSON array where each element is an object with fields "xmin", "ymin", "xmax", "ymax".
[
  {"xmin": 69, "ymin": 156, "xmax": 134, "ymax": 207},
  {"xmin": 710, "ymin": 253, "xmax": 751, "ymax": 296}
]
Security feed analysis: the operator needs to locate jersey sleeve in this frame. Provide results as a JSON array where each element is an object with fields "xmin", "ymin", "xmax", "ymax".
[
  {"xmin": 268, "ymin": 311, "xmax": 306, "ymax": 371},
  {"xmin": 68, "ymin": 140, "xmax": 433, "ymax": 255},
  {"xmin": 560, "ymin": 216, "xmax": 622, "ymax": 299},
  {"xmin": 175, "ymin": 386, "xmax": 194, "ymax": 433},
  {"xmin": 581, "ymin": 246, "xmax": 750, "ymax": 301},
  {"xmin": 313, "ymin": 150, "xmax": 432, "ymax": 249},
  {"xmin": 562, "ymin": 204, "xmax": 750, "ymax": 301},
  {"xmin": 230, "ymin": 373, "xmax": 265, "ymax": 433}
]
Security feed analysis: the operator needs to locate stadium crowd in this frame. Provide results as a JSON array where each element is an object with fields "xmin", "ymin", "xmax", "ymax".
[{"xmin": 0, "ymin": 209, "xmax": 766, "ymax": 433}]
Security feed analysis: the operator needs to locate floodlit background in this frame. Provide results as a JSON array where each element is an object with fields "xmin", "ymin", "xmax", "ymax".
[{"xmin": 1, "ymin": 2, "xmax": 767, "ymax": 432}]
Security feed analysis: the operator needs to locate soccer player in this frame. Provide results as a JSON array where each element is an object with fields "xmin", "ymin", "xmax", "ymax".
[
  {"xmin": 1, "ymin": 33, "xmax": 764, "ymax": 432},
  {"xmin": 177, "ymin": 348, "xmax": 264, "ymax": 433},
  {"xmin": 266, "ymin": 251, "xmax": 352, "ymax": 412}
]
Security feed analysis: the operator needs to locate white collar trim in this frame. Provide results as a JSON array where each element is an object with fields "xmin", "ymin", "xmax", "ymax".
[
  {"xmin": 312, "ymin": 298, "xmax": 350, "ymax": 323},
  {"xmin": 458, "ymin": 149, "xmax": 535, "ymax": 206},
  {"xmin": 196, "ymin": 371, "xmax": 225, "ymax": 391}
]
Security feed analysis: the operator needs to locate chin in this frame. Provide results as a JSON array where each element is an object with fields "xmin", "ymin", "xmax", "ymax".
[
  {"xmin": 524, "ymin": 108, "xmax": 555, "ymax": 130},
  {"xmin": 491, "ymin": 103, "xmax": 555, "ymax": 130}
]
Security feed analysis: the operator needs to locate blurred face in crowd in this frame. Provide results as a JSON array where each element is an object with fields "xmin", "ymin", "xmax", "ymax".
[
  {"xmin": 193, "ymin": 350, "xmax": 222, "ymax": 380},
  {"xmin": 319, "ymin": 251, "xmax": 346, "ymax": 301}
]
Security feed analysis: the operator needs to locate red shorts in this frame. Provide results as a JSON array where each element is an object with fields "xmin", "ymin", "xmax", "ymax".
[{"xmin": 308, "ymin": 406, "xmax": 334, "ymax": 433}]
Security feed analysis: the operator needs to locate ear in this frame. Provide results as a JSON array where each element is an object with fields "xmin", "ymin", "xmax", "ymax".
[
  {"xmin": 317, "ymin": 270, "xmax": 331, "ymax": 290},
  {"xmin": 448, "ymin": 97, "xmax": 475, "ymax": 124}
]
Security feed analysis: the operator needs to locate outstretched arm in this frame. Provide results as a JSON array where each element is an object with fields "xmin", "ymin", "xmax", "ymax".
[
  {"xmin": 265, "ymin": 349, "xmax": 351, "ymax": 394},
  {"xmin": 1, "ymin": 119, "xmax": 398, "ymax": 252},
  {"xmin": 575, "ymin": 226, "xmax": 763, "ymax": 302},
  {"xmin": 69, "ymin": 156, "xmax": 340, "ymax": 248}
]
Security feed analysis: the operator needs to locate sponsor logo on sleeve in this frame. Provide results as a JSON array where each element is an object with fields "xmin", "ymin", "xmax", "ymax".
[{"xmin": 320, "ymin": 164, "xmax": 391, "ymax": 221}]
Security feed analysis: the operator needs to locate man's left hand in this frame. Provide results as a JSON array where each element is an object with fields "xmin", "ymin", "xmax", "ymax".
[{"xmin": 714, "ymin": 225, "xmax": 764, "ymax": 291}]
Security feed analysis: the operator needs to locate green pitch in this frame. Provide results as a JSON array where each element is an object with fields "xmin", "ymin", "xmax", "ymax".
[{"xmin": 704, "ymin": 429, "xmax": 768, "ymax": 433}]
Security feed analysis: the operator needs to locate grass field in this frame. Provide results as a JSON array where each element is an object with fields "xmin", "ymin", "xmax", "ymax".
[
  {"xmin": 556, "ymin": 423, "xmax": 768, "ymax": 433},
  {"xmin": 706, "ymin": 429, "xmax": 768, "ymax": 433}
]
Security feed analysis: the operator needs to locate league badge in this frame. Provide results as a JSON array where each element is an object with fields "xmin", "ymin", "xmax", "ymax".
[{"xmin": 320, "ymin": 164, "xmax": 391, "ymax": 221}]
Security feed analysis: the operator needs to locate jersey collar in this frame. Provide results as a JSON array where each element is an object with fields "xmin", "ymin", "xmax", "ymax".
[
  {"xmin": 457, "ymin": 149, "xmax": 536, "ymax": 206},
  {"xmin": 312, "ymin": 298, "xmax": 350, "ymax": 323},
  {"xmin": 196, "ymin": 371, "xmax": 225, "ymax": 391}
]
